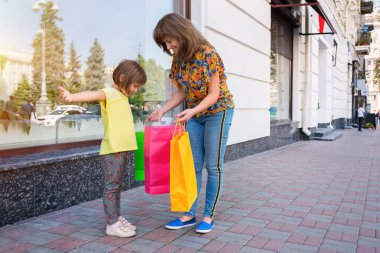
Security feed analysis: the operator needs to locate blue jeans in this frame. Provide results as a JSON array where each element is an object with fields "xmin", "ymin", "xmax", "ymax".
[{"xmin": 185, "ymin": 109, "xmax": 234, "ymax": 218}]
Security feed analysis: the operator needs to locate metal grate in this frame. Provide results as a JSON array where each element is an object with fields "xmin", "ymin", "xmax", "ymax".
[{"xmin": 271, "ymin": 9, "xmax": 294, "ymax": 60}]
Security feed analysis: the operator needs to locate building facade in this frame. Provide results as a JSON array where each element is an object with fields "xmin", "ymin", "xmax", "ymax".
[
  {"xmin": 0, "ymin": 49, "xmax": 32, "ymax": 101},
  {"xmin": 0, "ymin": 0, "xmax": 366, "ymax": 226},
  {"xmin": 365, "ymin": 8, "xmax": 380, "ymax": 113},
  {"xmin": 192, "ymin": 0, "xmax": 362, "ymax": 147}
]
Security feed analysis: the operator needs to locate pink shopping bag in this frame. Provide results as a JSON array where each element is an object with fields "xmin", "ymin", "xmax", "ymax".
[{"xmin": 144, "ymin": 124, "xmax": 183, "ymax": 195}]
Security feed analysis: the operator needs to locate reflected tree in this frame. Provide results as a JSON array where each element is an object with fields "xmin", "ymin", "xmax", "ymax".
[
  {"xmin": 84, "ymin": 38, "xmax": 106, "ymax": 91},
  {"xmin": 66, "ymin": 41, "xmax": 82, "ymax": 94},
  {"xmin": 12, "ymin": 75, "xmax": 32, "ymax": 107},
  {"xmin": 143, "ymin": 58, "xmax": 165, "ymax": 102},
  {"xmin": 31, "ymin": 1, "xmax": 65, "ymax": 107},
  {"xmin": 131, "ymin": 54, "xmax": 166, "ymax": 123}
]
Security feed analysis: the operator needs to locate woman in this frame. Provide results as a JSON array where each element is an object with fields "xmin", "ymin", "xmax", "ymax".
[{"xmin": 147, "ymin": 13, "xmax": 234, "ymax": 233}]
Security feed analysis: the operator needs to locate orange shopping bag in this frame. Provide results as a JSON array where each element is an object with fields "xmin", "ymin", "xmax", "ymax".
[{"xmin": 170, "ymin": 120, "xmax": 197, "ymax": 212}]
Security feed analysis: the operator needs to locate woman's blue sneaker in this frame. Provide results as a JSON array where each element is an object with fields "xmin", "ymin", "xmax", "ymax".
[
  {"xmin": 196, "ymin": 220, "xmax": 214, "ymax": 233},
  {"xmin": 165, "ymin": 217, "xmax": 196, "ymax": 230}
]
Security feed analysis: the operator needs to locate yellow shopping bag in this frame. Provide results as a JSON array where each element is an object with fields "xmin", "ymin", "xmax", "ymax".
[{"xmin": 170, "ymin": 120, "xmax": 197, "ymax": 212}]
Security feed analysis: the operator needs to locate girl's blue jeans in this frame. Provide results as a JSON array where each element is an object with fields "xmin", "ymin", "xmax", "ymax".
[{"xmin": 185, "ymin": 109, "xmax": 234, "ymax": 218}]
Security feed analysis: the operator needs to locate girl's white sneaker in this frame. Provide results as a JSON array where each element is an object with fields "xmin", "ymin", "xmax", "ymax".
[
  {"xmin": 118, "ymin": 216, "xmax": 136, "ymax": 230},
  {"xmin": 106, "ymin": 221, "xmax": 136, "ymax": 238}
]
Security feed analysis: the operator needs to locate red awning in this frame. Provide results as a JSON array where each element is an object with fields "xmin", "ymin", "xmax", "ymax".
[{"xmin": 271, "ymin": 0, "xmax": 336, "ymax": 35}]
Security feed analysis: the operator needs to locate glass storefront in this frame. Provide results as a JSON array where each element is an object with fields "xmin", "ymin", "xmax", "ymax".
[
  {"xmin": 270, "ymin": 8, "xmax": 293, "ymax": 122},
  {"xmin": 0, "ymin": 0, "xmax": 182, "ymax": 151},
  {"xmin": 270, "ymin": 51, "xmax": 291, "ymax": 121}
]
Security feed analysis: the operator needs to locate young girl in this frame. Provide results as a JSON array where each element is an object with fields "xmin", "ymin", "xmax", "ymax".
[
  {"xmin": 147, "ymin": 13, "xmax": 234, "ymax": 233},
  {"xmin": 58, "ymin": 59, "xmax": 147, "ymax": 238}
]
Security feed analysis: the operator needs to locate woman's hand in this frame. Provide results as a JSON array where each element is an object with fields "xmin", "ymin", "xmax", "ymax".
[
  {"xmin": 177, "ymin": 109, "xmax": 196, "ymax": 123},
  {"xmin": 58, "ymin": 87, "xmax": 73, "ymax": 103},
  {"xmin": 147, "ymin": 109, "xmax": 164, "ymax": 122}
]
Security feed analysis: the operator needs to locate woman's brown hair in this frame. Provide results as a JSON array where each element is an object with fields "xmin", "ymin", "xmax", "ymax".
[
  {"xmin": 112, "ymin": 59, "xmax": 147, "ymax": 93},
  {"xmin": 153, "ymin": 13, "xmax": 211, "ymax": 63}
]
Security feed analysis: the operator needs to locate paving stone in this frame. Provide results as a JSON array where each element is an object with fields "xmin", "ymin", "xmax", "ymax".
[
  {"xmin": 0, "ymin": 236, "xmax": 11, "ymax": 245},
  {"xmin": 286, "ymin": 205, "xmax": 312, "ymax": 212},
  {"xmin": 68, "ymin": 248, "xmax": 98, "ymax": 253},
  {"xmin": 239, "ymin": 246, "xmax": 276, "ymax": 252},
  {"xmin": 24, "ymin": 247, "xmax": 63, "ymax": 253},
  {"xmin": 340, "ymin": 202, "xmax": 365, "ymax": 210},
  {"xmin": 268, "ymin": 198, "xmax": 293, "ymax": 204},
  {"xmin": 255, "ymin": 207, "xmax": 282, "ymax": 214},
  {"xmin": 238, "ymin": 217, "xmax": 269, "ymax": 228},
  {"xmin": 279, "ymin": 242, "xmax": 317, "ymax": 253},
  {"xmin": 171, "ymin": 238, "xmax": 206, "ymax": 250},
  {"xmin": 69, "ymin": 232, "xmax": 100, "ymax": 241},
  {"xmin": 224, "ymin": 208, "xmax": 251, "ymax": 216},
  {"xmin": 329, "ymin": 223, "xmax": 360, "ymax": 234},
  {"xmin": 216, "ymin": 231, "xmax": 252, "ymax": 245},
  {"xmin": 256, "ymin": 229, "xmax": 290, "ymax": 241},
  {"xmin": 320, "ymin": 239, "xmax": 356, "ymax": 253},
  {"xmin": 78, "ymin": 227, "xmax": 104, "ymax": 236},
  {"xmin": 363, "ymin": 210, "xmax": 380, "ymax": 217},
  {"xmin": 358, "ymin": 236, "xmax": 380, "ymax": 248},
  {"xmin": 80, "ymin": 241, "xmax": 116, "ymax": 252},
  {"xmin": 44, "ymin": 236, "xmax": 87, "ymax": 252},
  {"xmin": 305, "ymin": 214, "xmax": 333, "ymax": 222},
  {"xmin": 24, "ymin": 220, "xmax": 63, "ymax": 230},
  {"xmin": 22, "ymin": 232, "xmax": 62, "ymax": 246},
  {"xmin": 274, "ymin": 215, "xmax": 302, "ymax": 225},
  {"xmin": 335, "ymin": 211, "xmax": 362, "ymax": 220},
  {"xmin": 362, "ymin": 221, "xmax": 380, "ymax": 230},
  {"xmin": 181, "ymin": 235, "xmax": 211, "ymax": 245},
  {"xmin": 294, "ymin": 227, "xmax": 326, "ymax": 237}
]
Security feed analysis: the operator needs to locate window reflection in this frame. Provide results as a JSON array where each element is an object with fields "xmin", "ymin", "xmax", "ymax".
[
  {"xmin": 0, "ymin": 0, "xmax": 178, "ymax": 150},
  {"xmin": 270, "ymin": 51, "xmax": 291, "ymax": 121}
]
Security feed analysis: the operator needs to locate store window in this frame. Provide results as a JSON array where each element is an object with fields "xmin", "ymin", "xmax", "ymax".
[
  {"xmin": 0, "ymin": 0, "xmax": 186, "ymax": 154},
  {"xmin": 270, "ymin": 51, "xmax": 291, "ymax": 121},
  {"xmin": 270, "ymin": 9, "xmax": 293, "ymax": 121}
]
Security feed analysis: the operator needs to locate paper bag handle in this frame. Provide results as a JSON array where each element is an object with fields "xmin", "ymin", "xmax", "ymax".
[{"xmin": 172, "ymin": 118, "xmax": 185, "ymax": 138}]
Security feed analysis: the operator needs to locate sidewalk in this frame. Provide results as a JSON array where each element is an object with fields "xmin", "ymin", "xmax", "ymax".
[{"xmin": 0, "ymin": 128, "xmax": 379, "ymax": 253}]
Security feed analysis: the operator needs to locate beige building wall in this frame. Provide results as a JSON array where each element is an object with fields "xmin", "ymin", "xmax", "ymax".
[{"xmin": 0, "ymin": 49, "xmax": 32, "ymax": 101}]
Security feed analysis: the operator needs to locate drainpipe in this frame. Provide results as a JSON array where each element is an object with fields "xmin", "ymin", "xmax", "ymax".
[{"xmin": 302, "ymin": 7, "xmax": 311, "ymax": 136}]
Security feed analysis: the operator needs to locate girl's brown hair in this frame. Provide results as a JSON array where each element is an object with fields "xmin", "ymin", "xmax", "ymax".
[
  {"xmin": 153, "ymin": 13, "xmax": 211, "ymax": 63},
  {"xmin": 112, "ymin": 59, "xmax": 147, "ymax": 92}
]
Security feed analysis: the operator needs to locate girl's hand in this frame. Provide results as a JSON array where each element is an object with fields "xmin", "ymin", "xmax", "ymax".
[
  {"xmin": 177, "ymin": 109, "xmax": 196, "ymax": 123},
  {"xmin": 58, "ymin": 87, "xmax": 73, "ymax": 103},
  {"xmin": 147, "ymin": 109, "xmax": 164, "ymax": 122}
]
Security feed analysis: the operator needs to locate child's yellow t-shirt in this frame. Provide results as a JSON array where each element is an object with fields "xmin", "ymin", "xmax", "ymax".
[{"xmin": 99, "ymin": 87, "xmax": 137, "ymax": 155}]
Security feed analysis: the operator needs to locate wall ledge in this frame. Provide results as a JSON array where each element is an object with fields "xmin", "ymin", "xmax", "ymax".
[{"xmin": 0, "ymin": 146, "xmax": 100, "ymax": 172}]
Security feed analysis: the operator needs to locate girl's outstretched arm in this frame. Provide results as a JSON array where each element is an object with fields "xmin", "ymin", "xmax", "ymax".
[{"xmin": 58, "ymin": 87, "xmax": 106, "ymax": 103}]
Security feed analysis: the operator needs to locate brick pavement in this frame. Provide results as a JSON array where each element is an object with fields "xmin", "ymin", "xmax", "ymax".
[{"xmin": 0, "ymin": 128, "xmax": 379, "ymax": 253}]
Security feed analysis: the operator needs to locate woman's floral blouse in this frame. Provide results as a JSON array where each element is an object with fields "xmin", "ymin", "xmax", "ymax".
[{"xmin": 169, "ymin": 45, "xmax": 234, "ymax": 117}]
